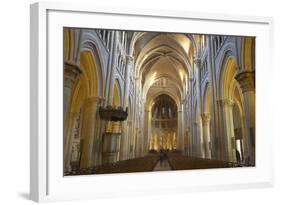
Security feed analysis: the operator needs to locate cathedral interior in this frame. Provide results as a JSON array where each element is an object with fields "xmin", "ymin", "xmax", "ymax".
[{"xmin": 63, "ymin": 28, "xmax": 255, "ymax": 175}]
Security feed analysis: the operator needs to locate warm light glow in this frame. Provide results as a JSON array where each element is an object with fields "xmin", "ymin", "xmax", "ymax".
[
  {"xmin": 63, "ymin": 27, "xmax": 256, "ymax": 176},
  {"xmin": 171, "ymin": 34, "xmax": 191, "ymax": 55},
  {"xmin": 180, "ymin": 38, "xmax": 191, "ymax": 55},
  {"xmin": 179, "ymin": 70, "xmax": 186, "ymax": 82},
  {"xmin": 147, "ymin": 71, "xmax": 157, "ymax": 88},
  {"xmin": 113, "ymin": 81, "xmax": 120, "ymax": 108}
]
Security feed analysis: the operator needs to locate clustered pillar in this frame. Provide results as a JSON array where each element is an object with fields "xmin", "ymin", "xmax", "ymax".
[
  {"xmin": 80, "ymin": 97, "xmax": 102, "ymax": 168},
  {"xmin": 235, "ymin": 70, "xmax": 255, "ymax": 165},
  {"xmin": 120, "ymin": 55, "xmax": 134, "ymax": 160},
  {"xmin": 63, "ymin": 62, "xmax": 81, "ymax": 172},
  {"xmin": 177, "ymin": 109, "xmax": 184, "ymax": 151},
  {"xmin": 201, "ymin": 113, "xmax": 211, "ymax": 159},
  {"xmin": 217, "ymin": 99, "xmax": 235, "ymax": 162}
]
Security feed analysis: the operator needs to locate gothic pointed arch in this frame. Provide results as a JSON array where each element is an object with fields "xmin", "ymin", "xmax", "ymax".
[
  {"xmin": 63, "ymin": 28, "xmax": 256, "ymax": 175},
  {"xmin": 241, "ymin": 37, "xmax": 255, "ymax": 71}
]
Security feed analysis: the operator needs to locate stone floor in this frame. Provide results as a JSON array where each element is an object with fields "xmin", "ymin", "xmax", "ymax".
[{"xmin": 153, "ymin": 159, "xmax": 172, "ymax": 171}]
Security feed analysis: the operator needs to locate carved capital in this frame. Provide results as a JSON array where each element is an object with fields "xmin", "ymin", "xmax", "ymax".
[
  {"xmin": 194, "ymin": 57, "xmax": 201, "ymax": 66},
  {"xmin": 126, "ymin": 55, "xmax": 134, "ymax": 64},
  {"xmin": 64, "ymin": 62, "xmax": 81, "ymax": 89},
  {"xmin": 235, "ymin": 70, "xmax": 255, "ymax": 93},
  {"xmin": 201, "ymin": 113, "xmax": 211, "ymax": 125},
  {"xmin": 83, "ymin": 96, "xmax": 104, "ymax": 107},
  {"xmin": 217, "ymin": 98, "xmax": 235, "ymax": 107}
]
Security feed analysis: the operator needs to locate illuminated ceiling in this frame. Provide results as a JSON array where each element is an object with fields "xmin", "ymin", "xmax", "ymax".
[{"xmin": 131, "ymin": 32, "xmax": 204, "ymax": 102}]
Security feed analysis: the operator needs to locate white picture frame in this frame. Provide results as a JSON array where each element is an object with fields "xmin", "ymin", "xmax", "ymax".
[{"xmin": 30, "ymin": 2, "xmax": 274, "ymax": 202}]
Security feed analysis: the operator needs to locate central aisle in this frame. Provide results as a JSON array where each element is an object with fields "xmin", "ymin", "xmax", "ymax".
[{"xmin": 153, "ymin": 159, "xmax": 172, "ymax": 171}]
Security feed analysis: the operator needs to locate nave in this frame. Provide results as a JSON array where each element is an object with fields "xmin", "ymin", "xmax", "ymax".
[{"xmin": 63, "ymin": 28, "xmax": 255, "ymax": 175}]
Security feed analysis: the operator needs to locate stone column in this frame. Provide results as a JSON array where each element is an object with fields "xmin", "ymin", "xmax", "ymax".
[
  {"xmin": 64, "ymin": 111, "xmax": 79, "ymax": 172},
  {"xmin": 193, "ymin": 121, "xmax": 201, "ymax": 157},
  {"xmin": 63, "ymin": 62, "xmax": 81, "ymax": 172},
  {"xmin": 188, "ymin": 77, "xmax": 194, "ymax": 156},
  {"xmin": 144, "ymin": 109, "xmax": 151, "ymax": 155},
  {"xmin": 182, "ymin": 99, "xmax": 187, "ymax": 154},
  {"xmin": 107, "ymin": 32, "xmax": 118, "ymax": 105},
  {"xmin": 177, "ymin": 109, "xmax": 184, "ymax": 152},
  {"xmin": 217, "ymin": 99, "xmax": 235, "ymax": 162},
  {"xmin": 123, "ymin": 55, "xmax": 134, "ymax": 107},
  {"xmin": 235, "ymin": 70, "xmax": 255, "ymax": 165},
  {"xmin": 207, "ymin": 36, "xmax": 220, "ymax": 160},
  {"xmin": 120, "ymin": 121, "xmax": 128, "ymax": 161},
  {"xmin": 240, "ymin": 115, "xmax": 247, "ymax": 161},
  {"xmin": 63, "ymin": 62, "xmax": 81, "ymax": 122},
  {"xmin": 92, "ymin": 98, "xmax": 105, "ymax": 166},
  {"xmin": 139, "ymin": 108, "xmax": 145, "ymax": 156},
  {"xmin": 120, "ymin": 55, "xmax": 134, "ymax": 160},
  {"xmin": 104, "ymin": 31, "xmax": 115, "ymax": 104},
  {"xmin": 184, "ymin": 128, "xmax": 190, "ymax": 156},
  {"xmin": 135, "ymin": 127, "xmax": 140, "ymax": 157},
  {"xmin": 102, "ymin": 121, "xmax": 122, "ymax": 164},
  {"xmin": 198, "ymin": 120, "xmax": 205, "ymax": 158},
  {"xmin": 118, "ymin": 119, "xmax": 126, "ymax": 161},
  {"xmin": 134, "ymin": 78, "xmax": 141, "ymax": 158},
  {"xmin": 201, "ymin": 113, "xmax": 211, "ymax": 159},
  {"xmin": 194, "ymin": 58, "xmax": 202, "ymax": 112},
  {"xmin": 227, "ymin": 100, "xmax": 236, "ymax": 163},
  {"xmin": 127, "ymin": 120, "xmax": 133, "ymax": 159},
  {"xmin": 194, "ymin": 57, "xmax": 204, "ymax": 157},
  {"xmin": 80, "ymin": 96, "xmax": 101, "ymax": 168}
]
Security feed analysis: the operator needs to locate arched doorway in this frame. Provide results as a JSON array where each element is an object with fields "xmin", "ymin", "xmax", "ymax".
[{"xmin": 64, "ymin": 49, "xmax": 103, "ymax": 171}]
